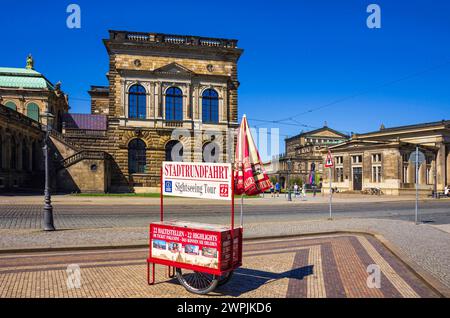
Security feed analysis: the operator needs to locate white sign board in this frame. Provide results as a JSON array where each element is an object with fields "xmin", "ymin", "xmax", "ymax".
[{"xmin": 162, "ymin": 161, "xmax": 233, "ymax": 201}]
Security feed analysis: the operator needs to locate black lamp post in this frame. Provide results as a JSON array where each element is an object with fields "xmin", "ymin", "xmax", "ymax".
[
  {"xmin": 287, "ymin": 159, "xmax": 292, "ymax": 201},
  {"xmin": 42, "ymin": 110, "xmax": 55, "ymax": 231}
]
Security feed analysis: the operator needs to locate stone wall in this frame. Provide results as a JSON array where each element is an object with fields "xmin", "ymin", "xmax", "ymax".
[
  {"xmin": 57, "ymin": 158, "xmax": 109, "ymax": 193},
  {"xmin": 63, "ymin": 124, "xmax": 234, "ymax": 192}
]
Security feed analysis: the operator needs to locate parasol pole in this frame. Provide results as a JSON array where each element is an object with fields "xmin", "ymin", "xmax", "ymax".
[{"xmin": 240, "ymin": 194, "xmax": 244, "ymax": 227}]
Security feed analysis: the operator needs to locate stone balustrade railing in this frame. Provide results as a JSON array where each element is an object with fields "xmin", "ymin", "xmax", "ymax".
[
  {"xmin": 0, "ymin": 103, "xmax": 42, "ymax": 130},
  {"xmin": 63, "ymin": 129, "xmax": 107, "ymax": 138},
  {"xmin": 164, "ymin": 121, "xmax": 184, "ymax": 128},
  {"xmin": 110, "ymin": 30, "xmax": 238, "ymax": 49},
  {"xmin": 62, "ymin": 150, "xmax": 108, "ymax": 168}
]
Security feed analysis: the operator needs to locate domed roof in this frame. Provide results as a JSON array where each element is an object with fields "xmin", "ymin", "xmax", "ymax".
[{"xmin": 0, "ymin": 67, "xmax": 55, "ymax": 90}]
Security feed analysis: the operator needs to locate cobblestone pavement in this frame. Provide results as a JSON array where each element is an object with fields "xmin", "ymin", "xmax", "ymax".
[
  {"xmin": 0, "ymin": 234, "xmax": 441, "ymax": 298},
  {"xmin": 1, "ymin": 200, "xmax": 449, "ymax": 229},
  {"xmin": 2, "ymin": 218, "xmax": 449, "ymax": 292}
]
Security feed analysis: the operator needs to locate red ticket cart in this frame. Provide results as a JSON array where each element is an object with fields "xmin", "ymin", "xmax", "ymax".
[{"xmin": 147, "ymin": 162, "xmax": 242, "ymax": 295}]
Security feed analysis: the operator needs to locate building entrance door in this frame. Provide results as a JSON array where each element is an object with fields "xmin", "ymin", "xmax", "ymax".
[{"xmin": 353, "ymin": 167, "xmax": 362, "ymax": 191}]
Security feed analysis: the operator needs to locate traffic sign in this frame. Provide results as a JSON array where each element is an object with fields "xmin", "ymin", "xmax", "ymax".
[
  {"xmin": 325, "ymin": 151, "xmax": 334, "ymax": 168},
  {"xmin": 409, "ymin": 150, "xmax": 426, "ymax": 165}
]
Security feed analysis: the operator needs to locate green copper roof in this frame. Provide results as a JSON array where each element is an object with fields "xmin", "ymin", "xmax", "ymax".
[{"xmin": 0, "ymin": 67, "xmax": 54, "ymax": 90}]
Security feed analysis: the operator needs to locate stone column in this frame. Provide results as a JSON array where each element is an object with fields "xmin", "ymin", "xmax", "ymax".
[
  {"xmin": 436, "ymin": 143, "xmax": 446, "ymax": 191},
  {"xmin": 149, "ymin": 82, "xmax": 155, "ymax": 119},
  {"xmin": 407, "ymin": 162, "xmax": 414, "ymax": 184},
  {"xmin": 447, "ymin": 146, "xmax": 450, "ymax": 186},
  {"xmin": 186, "ymin": 83, "xmax": 192, "ymax": 120},
  {"xmin": 418, "ymin": 162, "xmax": 426, "ymax": 185},
  {"xmin": 154, "ymin": 82, "xmax": 162, "ymax": 118},
  {"xmin": 121, "ymin": 80, "xmax": 126, "ymax": 118}
]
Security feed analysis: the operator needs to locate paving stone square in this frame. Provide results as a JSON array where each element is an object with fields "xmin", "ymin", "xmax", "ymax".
[{"xmin": 0, "ymin": 234, "xmax": 441, "ymax": 298}]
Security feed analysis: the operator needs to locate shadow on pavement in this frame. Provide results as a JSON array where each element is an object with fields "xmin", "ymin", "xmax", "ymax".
[{"xmin": 214, "ymin": 265, "xmax": 314, "ymax": 297}]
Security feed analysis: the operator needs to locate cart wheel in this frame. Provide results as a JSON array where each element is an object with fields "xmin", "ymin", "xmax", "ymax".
[
  {"xmin": 218, "ymin": 271, "xmax": 234, "ymax": 286},
  {"xmin": 175, "ymin": 268, "xmax": 219, "ymax": 295}
]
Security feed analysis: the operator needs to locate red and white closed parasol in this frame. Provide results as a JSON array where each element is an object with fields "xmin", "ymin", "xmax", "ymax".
[{"xmin": 234, "ymin": 115, "xmax": 272, "ymax": 196}]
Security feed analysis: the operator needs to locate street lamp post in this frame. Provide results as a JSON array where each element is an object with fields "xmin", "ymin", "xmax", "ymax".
[
  {"xmin": 42, "ymin": 110, "xmax": 55, "ymax": 231},
  {"xmin": 287, "ymin": 159, "xmax": 292, "ymax": 201}
]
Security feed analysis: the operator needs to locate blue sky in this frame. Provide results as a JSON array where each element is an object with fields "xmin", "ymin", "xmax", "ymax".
[{"xmin": 1, "ymin": 0, "xmax": 449, "ymax": 143}]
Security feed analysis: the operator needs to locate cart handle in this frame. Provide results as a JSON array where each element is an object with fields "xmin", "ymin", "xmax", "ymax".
[
  {"xmin": 160, "ymin": 167, "xmax": 164, "ymax": 222},
  {"xmin": 231, "ymin": 168, "xmax": 235, "ymax": 231},
  {"xmin": 159, "ymin": 166, "xmax": 236, "ymax": 230}
]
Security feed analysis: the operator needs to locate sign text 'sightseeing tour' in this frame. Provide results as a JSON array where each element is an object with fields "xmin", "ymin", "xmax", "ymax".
[{"xmin": 162, "ymin": 162, "xmax": 232, "ymax": 201}]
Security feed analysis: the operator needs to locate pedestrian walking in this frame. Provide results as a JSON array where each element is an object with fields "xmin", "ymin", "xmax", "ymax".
[
  {"xmin": 302, "ymin": 183, "xmax": 307, "ymax": 200},
  {"xmin": 294, "ymin": 183, "xmax": 299, "ymax": 198},
  {"xmin": 270, "ymin": 185, "xmax": 275, "ymax": 198},
  {"xmin": 275, "ymin": 182, "xmax": 281, "ymax": 197}
]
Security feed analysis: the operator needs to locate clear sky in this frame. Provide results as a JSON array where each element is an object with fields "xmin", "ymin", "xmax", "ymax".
[{"xmin": 1, "ymin": 0, "xmax": 449, "ymax": 144}]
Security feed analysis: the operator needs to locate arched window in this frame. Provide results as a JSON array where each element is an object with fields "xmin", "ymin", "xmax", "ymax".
[
  {"xmin": 165, "ymin": 140, "xmax": 184, "ymax": 162},
  {"xmin": 10, "ymin": 138, "xmax": 17, "ymax": 170},
  {"xmin": 202, "ymin": 142, "xmax": 220, "ymax": 163},
  {"xmin": 26, "ymin": 103, "xmax": 40, "ymax": 122},
  {"xmin": 165, "ymin": 87, "xmax": 183, "ymax": 121},
  {"xmin": 128, "ymin": 139, "xmax": 146, "ymax": 174},
  {"xmin": 202, "ymin": 89, "xmax": 219, "ymax": 123},
  {"xmin": 5, "ymin": 101, "xmax": 17, "ymax": 111},
  {"xmin": 128, "ymin": 84, "xmax": 146, "ymax": 119}
]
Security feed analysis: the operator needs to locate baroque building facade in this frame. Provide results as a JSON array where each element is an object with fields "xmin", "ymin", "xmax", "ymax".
[
  {"xmin": 0, "ymin": 56, "xmax": 69, "ymax": 192},
  {"xmin": 58, "ymin": 30, "xmax": 243, "ymax": 193},
  {"xmin": 0, "ymin": 55, "xmax": 69, "ymax": 130}
]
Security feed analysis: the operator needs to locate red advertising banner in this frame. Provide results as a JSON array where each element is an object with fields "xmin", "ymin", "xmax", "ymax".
[{"xmin": 150, "ymin": 221, "xmax": 242, "ymax": 273}]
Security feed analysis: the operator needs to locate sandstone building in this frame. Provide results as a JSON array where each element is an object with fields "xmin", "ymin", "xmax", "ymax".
[
  {"xmin": 0, "ymin": 56, "xmax": 69, "ymax": 192},
  {"xmin": 0, "ymin": 55, "xmax": 68, "ymax": 130},
  {"xmin": 270, "ymin": 125, "xmax": 349, "ymax": 187},
  {"xmin": 323, "ymin": 121, "xmax": 450, "ymax": 195},
  {"xmin": 58, "ymin": 30, "xmax": 243, "ymax": 193}
]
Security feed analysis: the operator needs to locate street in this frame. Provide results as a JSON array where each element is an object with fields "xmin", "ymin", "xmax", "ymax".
[{"xmin": 1, "ymin": 199, "xmax": 449, "ymax": 230}]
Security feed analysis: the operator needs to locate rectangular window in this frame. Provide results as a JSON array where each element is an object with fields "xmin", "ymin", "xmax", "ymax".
[
  {"xmin": 402, "ymin": 165, "xmax": 408, "ymax": 183},
  {"xmin": 335, "ymin": 167, "xmax": 344, "ymax": 182},
  {"xmin": 336, "ymin": 156, "xmax": 344, "ymax": 165},
  {"xmin": 426, "ymin": 166, "xmax": 431, "ymax": 185},
  {"xmin": 372, "ymin": 165, "xmax": 382, "ymax": 183},
  {"xmin": 352, "ymin": 155, "xmax": 363, "ymax": 164},
  {"xmin": 402, "ymin": 153, "xmax": 409, "ymax": 162},
  {"xmin": 372, "ymin": 153, "xmax": 382, "ymax": 163}
]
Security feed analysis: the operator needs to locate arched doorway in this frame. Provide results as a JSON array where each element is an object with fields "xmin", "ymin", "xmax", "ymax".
[{"xmin": 128, "ymin": 139, "xmax": 147, "ymax": 174}]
